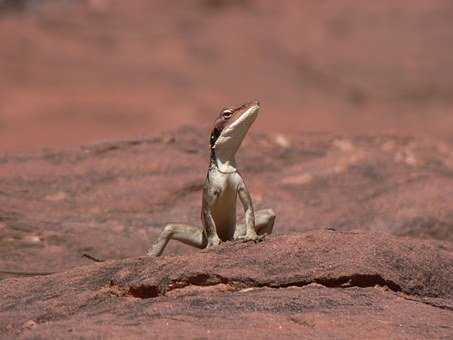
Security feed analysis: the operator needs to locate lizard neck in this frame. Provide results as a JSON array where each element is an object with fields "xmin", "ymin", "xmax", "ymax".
[{"xmin": 210, "ymin": 149, "xmax": 237, "ymax": 174}]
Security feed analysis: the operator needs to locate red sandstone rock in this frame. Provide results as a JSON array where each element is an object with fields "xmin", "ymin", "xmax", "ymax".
[
  {"xmin": 1, "ymin": 130, "xmax": 452, "ymax": 338},
  {"xmin": 1, "ymin": 128, "xmax": 453, "ymax": 275},
  {"xmin": 0, "ymin": 231, "xmax": 452, "ymax": 339},
  {"xmin": 1, "ymin": 2, "xmax": 453, "ymax": 338}
]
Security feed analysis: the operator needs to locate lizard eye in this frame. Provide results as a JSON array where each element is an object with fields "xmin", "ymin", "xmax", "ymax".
[{"xmin": 222, "ymin": 110, "xmax": 233, "ymax": 119}]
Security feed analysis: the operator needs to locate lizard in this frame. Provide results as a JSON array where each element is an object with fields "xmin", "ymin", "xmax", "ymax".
[{"xmin": 148, "ymin": 100, "xmax": 275, "ymax": 256}]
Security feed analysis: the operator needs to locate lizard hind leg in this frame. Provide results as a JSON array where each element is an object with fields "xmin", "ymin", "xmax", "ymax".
[
  {"xmin": 234, "ymin": 208, "xmax": 276, "ymax": 240},
  {"xmin": 147, "ymin": 224, "xmax": 207, "ymax": 257},
  {"xmin": 255, "ymin": 209, "xmax": 276, "ymax": 236}
]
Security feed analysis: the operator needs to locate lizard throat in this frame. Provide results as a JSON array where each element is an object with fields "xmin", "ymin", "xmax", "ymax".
[{"xmin": 210, "ymin": 148, "xmax": 238, "ymax": 174}]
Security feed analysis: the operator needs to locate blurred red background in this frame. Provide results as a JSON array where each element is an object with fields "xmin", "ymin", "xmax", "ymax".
[{"xmin": 1, "ymin": 0, "xmax": 452, "ymax": 152}]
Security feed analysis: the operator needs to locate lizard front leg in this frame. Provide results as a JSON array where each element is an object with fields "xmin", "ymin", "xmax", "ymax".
[
  {"xmin": 236, "ymin": 179, "xmax": 265, "ymax": 242},
  {"xmin": 201, "ymin": 183, "xmax": 222, "ymax": 247}
]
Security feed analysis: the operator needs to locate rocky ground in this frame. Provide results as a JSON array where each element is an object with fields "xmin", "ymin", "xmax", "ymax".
[
  {"xmin": 1, "ymin": 0, "xmax": 453, "ymax": 338},
  {"xmin": 1, "ymin": 128, "xmax": 453, "ymax": 339},
  {"xmin": 1, "ymin": 230, "xmax": 452, "ymax": 339}
]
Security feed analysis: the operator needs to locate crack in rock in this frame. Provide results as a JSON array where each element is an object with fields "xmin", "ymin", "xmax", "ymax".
[
  {"xmin": 397, "ymin": 295, "xmax": 453, "ymax": 312},
  {"xmin": 126, "ymin": 273, "xmax": 231, "ymax": 298},
  {"xmin": 114, "ymin": 273, "xmax": 453, "ymax": 311},
  {"xmin": 116, "ymin": 273, "xmax": 402, "ymax": 299}
]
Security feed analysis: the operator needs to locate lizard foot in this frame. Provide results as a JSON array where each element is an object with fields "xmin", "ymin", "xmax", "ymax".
[
  {"xmin": 146, "ymin": 247, "xmax": 160, "ymax": 257},
  {"xmin": 206, "ymin": 236, "xmax": 222, "ymax": 248},
  {"xmin": 236, "ymin": 233, "xmax": 266, "ymax": 243}
]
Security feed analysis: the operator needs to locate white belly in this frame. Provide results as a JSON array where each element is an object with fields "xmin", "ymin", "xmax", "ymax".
[{"xmin": 209, "ymin": 171, "xmax": 240, "ymax": 241}]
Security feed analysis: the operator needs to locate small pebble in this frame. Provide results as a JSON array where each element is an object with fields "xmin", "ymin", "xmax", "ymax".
[
  {"xmin": 45, "ymin": 192, "xmax": 67, "ymax": 202},
  {"xmin": 274, "ymin": 134, "xmax": 291, "ymax": 148},
  {"xmin": 23, "ymin": 235, "xmax": 41, "ymax": 244},
  {"xmin": 333, "ymin": 139, "xmax": 354, "ymax": 152},
  {"xmin": 22, "ymin": 320, "xmax": 37, "ymax": 329}
]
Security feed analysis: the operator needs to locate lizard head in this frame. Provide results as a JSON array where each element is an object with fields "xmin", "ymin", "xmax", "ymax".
[{"xmin": 210, "ymin": 100, "xmax": 260, "ymax": 160}]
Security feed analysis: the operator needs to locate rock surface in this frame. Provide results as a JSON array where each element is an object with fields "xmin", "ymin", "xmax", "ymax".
[
  {"xmin": 1, "ymin": 129, "xmax": 453, "ymax": 338},
  {"xmin": 1, "ymin": 1, "xmax": 453, "ymax": 338},
  {"xmin": 1, "ymin": 231, "xmax": 452, "ymax": 339},
  {"xmin": 1, "ymin": 128, "xmax": 453, "ymax": 275}
]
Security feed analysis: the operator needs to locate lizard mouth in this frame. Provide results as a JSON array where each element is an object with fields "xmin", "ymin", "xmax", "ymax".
[
  {"xmin": 225, "ymin": 101, "xmax": 255, "ymax": 127},
  {"xmin": 214, "ymin": 101, "xmax": 260, "ymax": 156}
]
